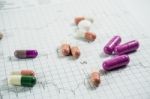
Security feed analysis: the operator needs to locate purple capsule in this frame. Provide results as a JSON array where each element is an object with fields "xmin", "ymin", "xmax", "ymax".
[
  {"xmin": 114, "ymin": 40, "xmax": 139, "ymax": 55},
  {"xmin": 14, "ymin": 50, "xmax": 38, "ymax": 59},
  {"xmin": 102, "ymin": 55, "xmax": 130, "ymax": 71},
  {"xmin": 104, "ymin": 36, "xmax": 121, "ymax": 55}
]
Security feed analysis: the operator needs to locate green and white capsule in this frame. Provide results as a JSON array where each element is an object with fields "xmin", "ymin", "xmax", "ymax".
[{"xmin": 8, "ymin": 75, "xmax": 36, "ymax": 87}]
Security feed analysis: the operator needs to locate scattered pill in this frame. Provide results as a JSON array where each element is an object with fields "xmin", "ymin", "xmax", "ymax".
[
  {"xmin": 70, "ymin": 46, "xmax": 80, "ymax": 59},
  {"xmin": 114, "ymin": 40, "xmax": 139, "ymax": 55},
  {"xmin": 75, "ymin": 17, "xmax": 85, "ymax": 25},
  {"xmin": 58, "ymin": 44, "xmax": 71, "ymax": 56},
  {"xmin": 77, "ymin": 31, "xmax": 96, "ymax": 41},
  {"xmin": 74, "ymin": 16, "xmax": 93, "ymax": 25},
  {"xmin": 0, "ymin": 32, "xmax": 3, "ymax": 40},
  {"xmin": 90, "ymin": 70, "xmax": 100, "ymax": 87},
  {"xmin": 8, "ymin": 75, "xmax": 36, "ymax": 87},
  {"xmin": 78, "ymin": 20, "xmax": 92, "ymax": 32},
  {"xmin": 104, "ymin": 36, "xmax": 121, "ymax": 55},
  {"xmin": 11, "ymin": 69, "xmax": 35, "ymax": 76},
  {"xmin": 102, "ymin": 55, "xmax": 130, "ymax": 71},
  {"xmin": 14, "ymin": 50, "xmax": 38, "ymax": 59}
]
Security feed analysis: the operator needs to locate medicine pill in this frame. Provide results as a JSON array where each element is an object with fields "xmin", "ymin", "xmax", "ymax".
[
  {"xmin": 77, "ymin": 31, "xmax": 96, "ymax": 41},
  {"xmin": 70, "ymin": 46, "xmax": 80, "ymax": 59},
  {"xmin": 58, "ymin": 44, "xmax": 71, "ymax": 56},
  {"xmin": 102, "ymin": 55, "xmax": 130, "ymax": 71},
  {"xmin": 8, "ymin": 75, "xmax": 36, "ymax": 87},
  {"xmin": 11, "ymin": 69, "xmax": 35, "ymax": 76},
  {"xmin": 90, "ymin": 70, "xmax": 100, "ymax": 87},
  {"xmin": 74, "ymin": 17, "xmax": 93, "ymax": 25},
  {"xmin": 114, "ymin": 40, "xmax": 139, "ymax": 55},
  {"xmin": 78, "ymin": 20, "xmax": 92, "ymax": 32},
  {"xmin": 14, "ymin": 50, "xmax": 38, "ymax": 59},
  {"xmin": 104, "ymin": 36, "xmax": 121, "ymax": 55},
  {"xmin": 0, "ymin": 32, "xmax": 3, "ymax": 40},
  {"xmin": 75, "ymin": 17, "xmax": 85, "ymax": 25}
]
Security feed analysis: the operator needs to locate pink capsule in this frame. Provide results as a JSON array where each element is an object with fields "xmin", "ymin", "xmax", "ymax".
[
  {"xmin": 102, "ymin": 55, "xmax": 130, "ymax": 71},
  {"xmin": 104, "ymin": 36, "xmax": 121, "ymax": 55},
  {"xmin": 11, "ymin": 69, "xmax": 35, "ymax": 76},
  {"xmin": 114, "ymin": 40, "xmax": 139, "ymax": 55}
]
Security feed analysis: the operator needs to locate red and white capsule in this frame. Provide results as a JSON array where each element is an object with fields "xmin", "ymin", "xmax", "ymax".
[{"xmin": 11, "ymin": 69, "xmax": 35, "ymax": 76}]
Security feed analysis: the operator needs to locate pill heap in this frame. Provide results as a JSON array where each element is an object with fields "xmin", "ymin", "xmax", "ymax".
[
  {"xmin": 75, "ymin": 16, "xmax": 96, "ymax": 42},
  {"xmin": 1, "ymin": 17, "xmax": 140, "ymax": 89},
  {"xmin": 58, "ymin": 43, "xmax": 81, "ymax": 59},
  {"xmin": 102, "ymin": 35, "xmax": 139, "ymax": 71},
  {"xmin": 8, "ymin": 69, "xmax": 36, "ymax": 87}
]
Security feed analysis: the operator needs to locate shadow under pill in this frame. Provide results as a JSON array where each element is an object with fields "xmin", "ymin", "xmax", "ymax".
[
  {"xmin": 84, "ymin": 76, "xmax": 98, "ymax": 90},
  {"xmin": 75, "ymin": 37, "xmax": 94, "ymax": 43},
  {"xmin": 99, "ymin": 52, "xmax": 110, "ymax": 58},
  {"xmin": 9, "ymin": 86, "xmax": 32, "ymax": 93},
  {"xmin": 100, "ymin": 65, "xmax": 127, "ymax": 75},
  {"xmin": 9, "ymin": 57, "xmax": 35, "ymax": 61}
]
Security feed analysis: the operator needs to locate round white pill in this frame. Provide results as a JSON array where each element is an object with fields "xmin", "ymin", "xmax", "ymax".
[{"xmin": 78, "ymin": 20, "xmax": 92, "ymax": 32}]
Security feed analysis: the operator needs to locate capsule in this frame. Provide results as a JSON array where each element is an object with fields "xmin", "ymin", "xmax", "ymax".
[
  {"xmin": 74, "ymin": 16, "xmax": 93, "ymax": 25},
  {"xmin": 77, "ymin": 31, "xmax": 96, "ymax": 41},
  {"xmin": 90, "ymin": 70, "xmax": 100, "ymax": 87},
  {"xmin": 58, "ymin": 44, "xmax": 71, "ymax": 56},
  {"xmin": 114, "ymin": 40, "xmax": 139, "ymax": 55},
  {"xmin": 11, "ymin": 69, "xmax": 35, "ymax": 76},
  {"xmin": 14, "ymin": 50, "xmax": 38, "ymax": 59},
  {"xmin": 70, "ymin": 46, "xmax": 80, "ymax": 59},
  {"xmin": 104, "ymin": 36, "xmax": 121, "ymax": 55},
  {"xmin": 78, "ymin": 20, "xmax": 92, "ymax": 32},
  {"xmin": 8, "ymin": 75, "xmax": 36, "ymax": 87},
  {"xmin": 102, "ymin": 55, "xmax": 130, "ymax": 71},
  {"xmin": 0, "ymin": 32, "xmax": 3, "ymax": 40}
]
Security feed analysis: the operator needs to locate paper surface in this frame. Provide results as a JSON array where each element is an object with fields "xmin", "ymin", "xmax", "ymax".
[{"xmin": 0, "ymin": 0, "xmax": 150, "ymax": 99}]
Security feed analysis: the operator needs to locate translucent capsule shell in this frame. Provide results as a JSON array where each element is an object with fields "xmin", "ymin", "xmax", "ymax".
[
  {"xmin": 102, "ymin": 55, "xmax": 130, "ymax": 71},
  {"xmin": 14, "ymin": 50, "xmax": 38, "ymax": 59},
  {"xmin": 114, "ymin": 40, "xmax": 139, "ymax": 55},
  {"xmin": 8, "ymin": 75, "xmax": 36, "ymax": 87},
  {"xmin": 104, "ymin": 36, "xmax": 121, "ymax": 55}
]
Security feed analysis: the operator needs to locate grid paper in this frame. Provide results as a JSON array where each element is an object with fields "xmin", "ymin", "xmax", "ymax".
[{"xmin": 0, "ymin": 0, "xmax": 150, "ymax": 99}]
